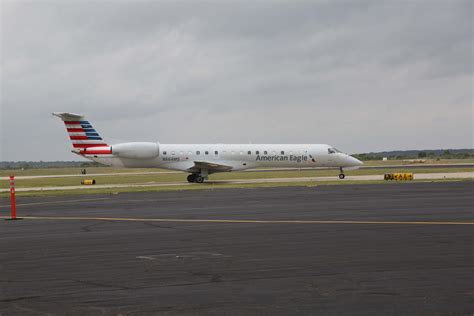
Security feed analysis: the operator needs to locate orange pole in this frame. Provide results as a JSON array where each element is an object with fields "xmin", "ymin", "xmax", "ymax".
[{"xmin": 10, "ymin": 175, "xmax": 16, "ymax": 220}]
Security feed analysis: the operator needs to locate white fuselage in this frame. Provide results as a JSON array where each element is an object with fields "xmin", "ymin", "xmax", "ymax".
[
  {"xmin": 52, "ymin": 112, "xmax": 363, "ymax": 182},
  {"xmin": 86, "ymin": 143, "xmax": 363, "ymax": 173}
]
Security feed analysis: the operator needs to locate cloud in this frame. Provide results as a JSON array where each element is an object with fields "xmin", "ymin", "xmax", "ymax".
[{"xmin": 1, "ymin": 0, "xmax": 472, "ymax": 160}]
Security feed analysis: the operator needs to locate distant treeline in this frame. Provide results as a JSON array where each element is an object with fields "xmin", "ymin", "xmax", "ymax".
[
  {"xmin": 353, "ymin": 149, "xmax": 474, "ymax": 161},
  {"xmin": 1, "ymin": 149, "xmax": 473, "ymax": 169}
]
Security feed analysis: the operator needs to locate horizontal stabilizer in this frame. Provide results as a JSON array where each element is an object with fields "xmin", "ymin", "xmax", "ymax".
[{"xmin": 52, "ymin": 112, "xmax": 85, "ymax": 121}]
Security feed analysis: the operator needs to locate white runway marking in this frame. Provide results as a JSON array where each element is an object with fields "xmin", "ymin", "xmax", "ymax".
[{"xmin": 136, "ymin": 256, "xmax": 157, "ymax": 260}]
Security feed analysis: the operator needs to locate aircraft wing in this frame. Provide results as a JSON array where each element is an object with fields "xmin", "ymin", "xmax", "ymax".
[{"xmin": 188, "ymin": 161, "xmax": 233, "ymax": 173}]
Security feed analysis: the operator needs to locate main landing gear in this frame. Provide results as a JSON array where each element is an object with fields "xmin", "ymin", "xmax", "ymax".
[
  {"xmin": 339, "ymin": 167, "xmax": 345, "ymax": 179},
  {"xmin": 187, "ymin": 174, "xmax": 206, "ymax": 183}
]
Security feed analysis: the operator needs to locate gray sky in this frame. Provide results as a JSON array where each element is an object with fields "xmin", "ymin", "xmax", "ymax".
[{"xmin": 1, "ymin": 0, "xmax": 472, "ymax": 161}]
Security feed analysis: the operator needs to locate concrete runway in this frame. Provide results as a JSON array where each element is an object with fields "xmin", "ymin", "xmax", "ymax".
[{"xmin": 1, "ymin": 182, "xmax": 473, "ymax": 315}]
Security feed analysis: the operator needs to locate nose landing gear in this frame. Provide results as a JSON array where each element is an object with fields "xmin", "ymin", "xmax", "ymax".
[{"xmin": 339, "ymin": 167, "xmax": 345, "ymax": 179}]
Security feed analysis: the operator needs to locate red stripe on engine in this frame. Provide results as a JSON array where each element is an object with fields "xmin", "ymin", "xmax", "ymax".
[
  {"xmin": 80, "ymin": 150, "xmax": 112, "ymax": 155},
  {"xmin": 67, "ymin": 128, "xmax": 84, "ymax": 132},
  {"xmin": 70, "ymin": 136, "xmax": 89, "ymax": 140},
  {"xmin": 64, "ymin": 121, "xmax": 81, "ymax": 124},
  {"xmin": 73, "ymin": 143, "xmax": 108, "ymax": 148}
]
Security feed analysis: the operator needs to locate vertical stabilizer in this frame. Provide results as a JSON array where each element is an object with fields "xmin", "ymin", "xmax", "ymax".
[{"xmin": 52, "ymin": 112, "xmax": 108, "ymax": 149}]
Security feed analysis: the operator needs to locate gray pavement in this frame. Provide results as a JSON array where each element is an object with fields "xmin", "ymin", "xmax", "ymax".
[{"xmin": 0, "ymin": 181, "xmax": 473, "ymax": 315}]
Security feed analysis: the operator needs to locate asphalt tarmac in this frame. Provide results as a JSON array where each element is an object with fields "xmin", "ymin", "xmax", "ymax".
[{"xmin": 1, "ymin": 181, "xmax": 473, "ymax": 315}]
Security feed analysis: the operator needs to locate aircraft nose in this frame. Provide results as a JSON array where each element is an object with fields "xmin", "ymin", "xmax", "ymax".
[{"xmin": 348, "ymin": 155, "xmax": 363, "ymax": 166}]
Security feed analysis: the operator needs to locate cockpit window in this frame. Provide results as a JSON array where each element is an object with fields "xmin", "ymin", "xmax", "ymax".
[{"xmin": 328, "ymin": 147, "xmax": 342, "ymax": 154}]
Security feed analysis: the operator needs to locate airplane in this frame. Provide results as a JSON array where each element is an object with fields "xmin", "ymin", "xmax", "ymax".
[{"xmin": 53, "ymin": 112, "xmax": 363, "ymax": 183}]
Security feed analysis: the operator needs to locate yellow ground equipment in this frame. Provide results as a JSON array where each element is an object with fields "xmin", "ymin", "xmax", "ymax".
[
  {"xmin": 384, "ymin": 173, "xmax": 414, "ymax": 181},
  {"xmin": 81, "ymin": 179, "xmax": 96, "ymax": 185}
]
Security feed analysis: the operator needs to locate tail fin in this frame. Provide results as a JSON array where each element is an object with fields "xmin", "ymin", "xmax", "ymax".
[{"xmin": 52, "ymin": 112, "xmax": 109, "ymax": 149}]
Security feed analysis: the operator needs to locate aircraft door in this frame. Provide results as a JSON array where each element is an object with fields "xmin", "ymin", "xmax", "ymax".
[
  {"xmin": 326, "ymin": 148, "xmax": 335, "ymax": 167},
  {"xmin": 304, "ymin": 149, "xmax": 317, "ymax": 165},
  {"xmin": 303, "ymin": 149, "xmax": 310, "ymax": 165}
]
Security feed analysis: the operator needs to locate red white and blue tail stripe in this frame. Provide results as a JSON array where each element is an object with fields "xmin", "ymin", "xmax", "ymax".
[
  {"xmin": 53, "ymin": 112, "xmax": 112, "ymax": 155},
  {"xmin": 64, "ymin": 120, "xmax": 107, "ymax": 148}
]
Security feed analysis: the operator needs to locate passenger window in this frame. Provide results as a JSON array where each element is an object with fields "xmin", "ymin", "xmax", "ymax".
[
  {"xmin": 264, "ymin": 151, "xmax": 268, "ymax": 155},
  {"xmin": 281, "ymin": 151, "xmax": 284, "ymax": 155},
  {"xmin": 231, "ymin": 151, "xmax": 235, "ymax": 155},
  {"xmin": 205, "ymin": 151, "xmax": 209, "ymax": 155},
  {"xmin": 248, "ymin": 151, "xmax": 251, "ymax": 155},
  {"xmin": 180, "ymin": 151, "xmax": 183, "ymax": 155},
  {"xmin": 171, "ymin": 151, "xmax": 175, "ymax": 155},
  {"xmin": 240, "ymin": 151, "xmax": 243, "ymax": 155},
  {"xmin": 196, "ymin": 151, "xmax": 200, "ymax": 155},
  {"xmin": 214, "ymin": 150, "xmax": 218, "ymax": 155},
  {"xmin": 163, "ymin": 151, "xmax": 167, "ymax": 155},
  {"xmin": 188, "ymin": 151, "xmax": 192, "ymax": 155},
  {"xmin": 256, "ymin": 151, "xmax": 260, "ymax": 155}
]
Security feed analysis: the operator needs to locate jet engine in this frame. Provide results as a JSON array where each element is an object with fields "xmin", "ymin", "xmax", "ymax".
[{"xmin": 111, "ymin": 142, "xmax": 159, "ymax": 159}]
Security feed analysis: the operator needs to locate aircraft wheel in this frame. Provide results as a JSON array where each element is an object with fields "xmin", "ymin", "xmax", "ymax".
[
  {"xmin": 195, "ymin": 176, "xmax": 205, "ymax": 183},
  {"xmin": 187, "ymin": 174, "xmax": 196, "ymax": 183},
  {"xmin": 339, "ymin": 173, "xmax": 345, "ymax": 179}
]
